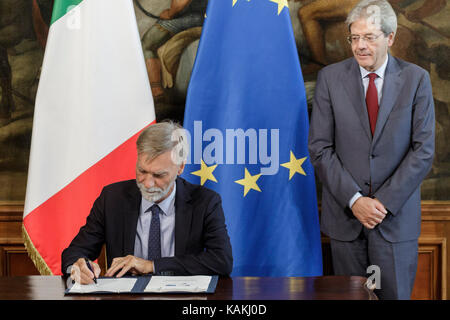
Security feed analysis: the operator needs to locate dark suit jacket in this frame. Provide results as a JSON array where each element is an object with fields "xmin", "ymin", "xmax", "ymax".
[
  {"xmin": 308, "ymin": 55, "xmax": 435, "ymax": 243},
  {"xmin": 61, "ymin": 177, "xmax": 233, "ymax": 276}
]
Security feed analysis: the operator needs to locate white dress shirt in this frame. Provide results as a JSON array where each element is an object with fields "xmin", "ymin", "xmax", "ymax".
[
  {"xmin": 349, "ymin": 55, "xmax": 388, "ymax": 209},
  {"xmin": 360, "ymin": 55, "xmax": 388, "ymax": 104}
]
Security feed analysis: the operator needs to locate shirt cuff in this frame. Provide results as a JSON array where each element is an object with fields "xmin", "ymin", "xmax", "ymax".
[
  {"xmin": 349, "ymin": 192, "xmax": 363, "ymax": 209},
  {"xmin": 66, "ymin": 265, "xmax": 72, "ymax": 275}
]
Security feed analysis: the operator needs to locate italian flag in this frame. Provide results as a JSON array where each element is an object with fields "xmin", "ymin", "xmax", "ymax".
[{"xmin": 23, "ymin": 0, "xmax": 155, "ymax": 275}]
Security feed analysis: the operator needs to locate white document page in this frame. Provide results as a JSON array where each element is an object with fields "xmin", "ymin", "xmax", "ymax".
[
  {"xmin": 68, "ymin": 278, "xmax": 137, "ymax": 294},
  {"xmin": 144, "ymin": 276, "xmax": 212, "ymax": 293}
]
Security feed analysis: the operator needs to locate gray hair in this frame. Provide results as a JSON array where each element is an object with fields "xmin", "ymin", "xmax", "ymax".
[
  {"xmin": 346, "ymin": 0, "xmax": 397, "ymax": 35},
  {"xmin": 136, "ymin": 120, "xmax": 189, "ymax": 165}
]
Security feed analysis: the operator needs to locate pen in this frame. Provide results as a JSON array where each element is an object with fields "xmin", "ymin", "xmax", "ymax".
[{"xmin": 84, "ymin": 258, "xmax": 97, "ymax": 284}]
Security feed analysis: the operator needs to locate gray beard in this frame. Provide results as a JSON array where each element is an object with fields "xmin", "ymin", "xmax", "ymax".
[{"xmin": 137, "ymin": 180, "xmax": 174, "ymax": 203}]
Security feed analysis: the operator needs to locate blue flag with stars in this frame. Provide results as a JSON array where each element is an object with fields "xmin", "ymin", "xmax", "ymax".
[{"xmin": 182, "ymin": 0, "xmax": 322, "ymax": 276}]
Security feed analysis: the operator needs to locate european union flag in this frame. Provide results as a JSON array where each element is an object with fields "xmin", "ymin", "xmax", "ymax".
[{"xmin": 182, "ymin": 0, "xmax": 322, "ymax": 276}]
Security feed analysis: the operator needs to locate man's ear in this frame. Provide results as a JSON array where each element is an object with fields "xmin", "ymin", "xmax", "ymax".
[
  {"xmin": 387, "ymin": 32, "xmax": 395, "ymax": 47},
  {"xmin": 177, "ymin": 162, "xmax": 186, "ymax": 175}
]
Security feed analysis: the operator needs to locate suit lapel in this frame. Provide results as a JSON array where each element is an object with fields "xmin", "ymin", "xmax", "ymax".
[
  {"xmin": 174, "ymin": 177, "xmax": 192, "ymax": 256},
  {"xmin": 123, "ymin": 182, "xmax": 141, "ymax": 256},
  {"xmin": 372, "ymin": 55, "xmax": 401, "ymax": 145},
  {"xmin": 342, "ymin": 58, "xmax": 372, "ymax": 141}
]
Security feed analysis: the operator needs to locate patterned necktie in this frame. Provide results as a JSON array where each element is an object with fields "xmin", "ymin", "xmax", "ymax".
[
  {"xmin": 147, "ymin": 204, "xmax": 161, "ymax": 260},
  {"xmin": 366, "ymin": 73, "xmax": 379, "ymax": 136}
]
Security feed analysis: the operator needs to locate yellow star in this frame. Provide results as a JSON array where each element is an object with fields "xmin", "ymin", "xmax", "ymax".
[
  {"xmin": 235, "ymin": 168, "xmax": 262, "ymax": 197},
  {"xmin": 269, "ymin": 0, "xmax": 288, "ymax": 15},
  {"xmin": 281, "ymin": 151, "xmax": 307, "ymax": 180},
  {"xmin": 191, "ymin": 160, "xmax": 218, "ymax": 185}
]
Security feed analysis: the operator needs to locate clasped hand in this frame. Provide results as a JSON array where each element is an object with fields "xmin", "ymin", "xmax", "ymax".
[
  {"xmin": 351, "ymin": 197, "xmax": 388, "ymax": 229},
  {"xmin": 70, "ymin": 255, "xmax": 153, "ymax": 284}
]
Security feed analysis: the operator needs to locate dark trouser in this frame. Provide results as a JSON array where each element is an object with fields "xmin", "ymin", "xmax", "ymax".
[{"xmin": 329, "ymin": 228, "xmax": 418, "ymax": 300}]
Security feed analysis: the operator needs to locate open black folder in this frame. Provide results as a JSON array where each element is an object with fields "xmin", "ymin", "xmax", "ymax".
[{"xmin": 65, "ymin": 275, "xmax": 219, "ymax": 294}]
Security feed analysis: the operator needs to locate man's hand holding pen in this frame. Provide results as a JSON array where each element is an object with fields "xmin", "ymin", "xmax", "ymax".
[{"xmin": 70, "ymin": 258, "xmax": 101, "ymax": 285}]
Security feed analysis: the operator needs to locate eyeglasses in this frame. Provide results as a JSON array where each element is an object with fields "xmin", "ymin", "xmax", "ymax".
[{"xmin": 347, "ymin": 33, "xmax": 384, "ymax": 44}]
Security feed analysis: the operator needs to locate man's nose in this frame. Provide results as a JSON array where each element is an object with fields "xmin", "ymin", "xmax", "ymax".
[
  {"xmin": 357, "ymin": 38, "xmax": 368, "ymax": 49},
  {"xmin": 142, "ymin": 175, "xmax": 155, "ymax": 189}
]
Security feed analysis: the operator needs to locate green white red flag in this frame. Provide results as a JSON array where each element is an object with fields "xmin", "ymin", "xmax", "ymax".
[{"xmin": 23, "ymin": 0, "xmax": 155, "ymax": 275}]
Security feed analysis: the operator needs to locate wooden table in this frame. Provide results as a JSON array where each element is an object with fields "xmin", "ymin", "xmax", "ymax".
[{"xmin": 0, "ymin": 275, "xmax": 377, "ymax": 300}]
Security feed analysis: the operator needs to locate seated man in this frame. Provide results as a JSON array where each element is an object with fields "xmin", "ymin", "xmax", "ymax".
[{"xmin": 62, "ymin": 121, "xmax": 233, "ymax": 284}]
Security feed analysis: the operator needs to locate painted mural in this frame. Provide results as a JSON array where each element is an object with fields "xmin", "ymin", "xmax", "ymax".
[{"xmin": 0, "ymin": 0, "xmax": 448, "ymax": 201}]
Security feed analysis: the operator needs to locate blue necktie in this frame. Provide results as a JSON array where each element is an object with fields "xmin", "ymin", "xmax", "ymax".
[{"xmin": 147, "ymin": 204, "xmax": 161, "ymax": 260}]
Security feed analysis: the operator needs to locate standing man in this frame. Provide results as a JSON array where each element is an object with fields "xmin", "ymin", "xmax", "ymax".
[
  {"xmin": 62, "ymin": 121, "xmax": 233, "ymax": 284},
  {"xmin": 308, "ymin": 0, "xmax": 435, "ymax": 299}
]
